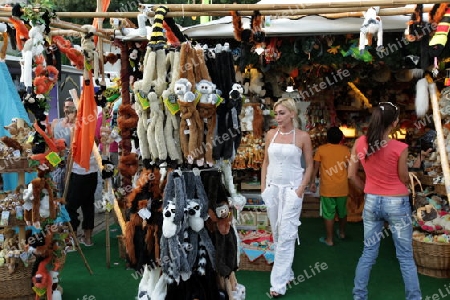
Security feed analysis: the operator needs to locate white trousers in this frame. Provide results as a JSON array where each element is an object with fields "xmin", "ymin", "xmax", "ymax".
[{"xmin": 262, "ymin": 183, "xmax": 303, "ymax": 295}]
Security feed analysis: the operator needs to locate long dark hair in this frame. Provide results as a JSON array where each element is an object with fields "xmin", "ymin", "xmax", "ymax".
[{"xmin": 365, "ymin": 102, "xmax": 399, "ymax": 159}]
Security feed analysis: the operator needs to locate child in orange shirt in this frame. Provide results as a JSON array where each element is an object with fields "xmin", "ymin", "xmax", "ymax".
[{"xmin": 310, "ymin": 127, "xmax": 350, "ymax": 246}]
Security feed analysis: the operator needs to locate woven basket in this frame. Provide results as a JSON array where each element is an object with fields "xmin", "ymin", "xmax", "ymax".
[
  {"xmin": 117, "ymin": 235, "xmax": 126, "ymax": 260},
  {"xmin": 413, "ymin": 239, "xmax": 450, "ymax": 278},
  {"xmin": 0, "ymin": 158, "xmax": 32, "ymax": 173},
  {"xmin": 239, "ymin": 253, "xmax": 272, "ymax": 272},
  {"xmin": 0, "ymin": 263, "xmax": 34, "ymax": 299}
]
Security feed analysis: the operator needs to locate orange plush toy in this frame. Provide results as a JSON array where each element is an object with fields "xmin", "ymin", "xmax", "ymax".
[
  {"xmin": 52, "ymin": 35, "xmax": 84, "ymax": 70},
  {"xmin": 31, "ymin": 177, "xmax": 56, "ymax": 228},
  {"xmin": 32, "ymin": 256, "xmax": 53, "ymax": 300}
]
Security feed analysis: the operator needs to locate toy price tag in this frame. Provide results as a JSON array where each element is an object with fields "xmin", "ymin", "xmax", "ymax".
[
  {"xmin": 0, "ymin": 211, "xmax": 9, "ymax": 226},
  {"xmin": 45, "ymin": 152, "xmax": 62, "ymax": 167}
]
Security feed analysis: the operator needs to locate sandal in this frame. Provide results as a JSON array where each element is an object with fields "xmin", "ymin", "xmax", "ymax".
[
  {"xmin": 270, "ymin": 291, "xmax": 281, "ymax": 298},
  {"xmin": 80, "ymin": 238, "xmax": 94, "ymax": 247}
]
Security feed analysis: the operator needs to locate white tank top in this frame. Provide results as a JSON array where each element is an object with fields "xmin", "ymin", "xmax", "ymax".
[{"xmin": 266, "ymin": 129, "xmax": 304, "ymax": 187}]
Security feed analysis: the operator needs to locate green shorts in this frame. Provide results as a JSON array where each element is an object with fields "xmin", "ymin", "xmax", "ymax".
[{"xmin": 320, "ymin": 196, "xmax": 348, "ymax": 220}]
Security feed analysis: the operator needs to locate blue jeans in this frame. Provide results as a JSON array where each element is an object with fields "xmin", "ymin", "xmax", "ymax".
[{"xmin": 353, "ymin": 194, "xmax": 422, "ymax": 300}]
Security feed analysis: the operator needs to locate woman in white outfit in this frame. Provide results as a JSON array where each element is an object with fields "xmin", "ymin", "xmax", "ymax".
[{"xmin": 261, "ymin": 98, "xmax": 313, "ymax": 297}]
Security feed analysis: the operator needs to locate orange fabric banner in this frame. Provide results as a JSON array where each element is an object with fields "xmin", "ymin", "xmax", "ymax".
[
  {"xmin": 92, "ymin": 0, "xmax": 111, "ymax": 44},
  {"xmin": 72, "ymin": 72, "xmax": 97, "ymax": 171}
]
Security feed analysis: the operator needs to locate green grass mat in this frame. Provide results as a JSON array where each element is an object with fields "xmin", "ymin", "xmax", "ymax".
[{"xmin": 61, "ymin": 218, "xmax": 448, "ymax": 300}]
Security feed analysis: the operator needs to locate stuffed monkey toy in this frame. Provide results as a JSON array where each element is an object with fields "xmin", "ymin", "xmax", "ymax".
[
  {"xmin": 162, "ymin": 52, "xmax": 183, "ymax": 166},
  {"xmin": 81, "ymin": 25, "xmax": 99, "ymax": 86},
  {"xmin": 179, "ymin": 42, "xmax": 197, "ymax": 92},
  {"xmin": 133, "ymin": 80, "xmax": 151, "ymax": 162},
  {"xmin": 8, "ymin": 16, "xmax": 29, "ymax": 51},
  {"xmin": 359, "ymin": 6, "xmax": 384, "ymax": 54},
  {"xmin": 52, "ymin": 35, "xmax": 84, "ymax": 70},
  {"xmin": 31, "ymin": 177, "xmax": 56, "ymax": 229},
  {"xmin": 147, "ymin": 90, "xmax": 167, "ymax": 167},
  {"xmin": 32, "ymin": 255, "xmax": 53, "ymax": 300},
  {"xmin": 21, "ymin": 22, "xmax": 46, "ymax": 96},
  {"xmin": 175, "ymin": 78, "xmax": 203, "ymax": 165},
  {"xmin": 196, "ymin": 80, "xmax": 220, "ymax": 167}
]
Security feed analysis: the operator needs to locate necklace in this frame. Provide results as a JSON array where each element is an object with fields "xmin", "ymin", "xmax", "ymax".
[{"xmin": 279, "ymin": 129, "xmax": 294, "ymax": 135}]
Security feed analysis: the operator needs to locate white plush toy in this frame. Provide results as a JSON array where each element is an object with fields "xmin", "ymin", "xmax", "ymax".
[
  {"xmin": 196, "ymin": 80, "xmax": 217, "ymax": 104},
  {"xmin": 241, "ymin": 105, "xmax": 254, "ymax": 132},
  {"xmin": 162, "ymin": 50, "xmax": 183, "ymax": 165},
  {"xmin": 147, "ymin": 90, "xmax": 167, "ymax": 166},
  {"xmin": 22, "ymin": 183, "xmax": 33, "ymax": 226},
  {"xmin": 133, "ymin": 80, "xmax": 151, "ymax": 161},
  {"xmin": 21, "ymin": 22, "xmax": 46, "ymax": 94},
  {"xmin": 359, "ymin": 6, "xmax": 384, "ymax": 54},
  {"xmin": 81, "ymin": 24, "xmax": 99, "ymax": 86},
  {"xmin": 187, "ymin": 199, "xmax": 204, "ymax": 232},
  {"xmin": 249, "ymin": 68, "xmax": 266, "ymax": 97},
  {"xmin": 162, "ymin": 200, "xmax": 177, "ymax": 238}
]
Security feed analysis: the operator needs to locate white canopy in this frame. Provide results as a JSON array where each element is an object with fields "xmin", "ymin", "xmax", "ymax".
[{"xmin": 181, "ymin": 2, "xmax": 431, "ymax": 39}]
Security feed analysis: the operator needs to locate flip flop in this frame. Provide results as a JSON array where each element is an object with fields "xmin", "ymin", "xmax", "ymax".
[
  {"xmin": 336, "ymin": 229, "xmax": 345, "ymax": 240},
  {"xmin": 319, "ymin": 237, "xmax": 333, "ymax": 246}
]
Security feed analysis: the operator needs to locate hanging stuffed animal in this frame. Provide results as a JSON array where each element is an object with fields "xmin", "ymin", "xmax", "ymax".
[
  {"xmin": 80, "ymin": 25, "xmax": 99, "ymax": 86},
  {"xmin": 175, "ymin": 78, "xmax": 202, "ymax": 165},
  {"xmin": 161, "ymin": 51, "xmax": 183, "ymax": 166},
  {"xmin": 147, "ymin": 89, "xmax": 167, "ymax": 167},
  {"xmin": 429, "ymin": 5, "xmax": 450, "ymax": 58},
  {"xmin": 32, "ymin": 256, "xmax": 53, "ymax": 300},
  {"xmin": 404, "ymin": 4, "xmax": 426, "ymax": 42},
  {"xmin": 196, "ymin": 79, "xmax": 220, "ymax": 167},
  {"xmin": 21, "ymin": 22, "xmax": 46, "ymax": 97},
  {"xmin": 52, "ymin": 35, "xmax": 84, "ymax": 70},
  {"xmin": 160, "ymin": 172, "xmax": 190, "ymax": 284},
  {"xmin": 133, "ymin": 80, "xmax": 151, "ymax": 164},
  {"xmin": 359, "ymin": 6, "xmax": 384, "ymax": 54}
]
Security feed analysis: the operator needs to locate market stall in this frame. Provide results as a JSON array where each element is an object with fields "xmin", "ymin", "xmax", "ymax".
[{"xmin": 2, "ymin": 1, "xmax": 450, "ymax": 299}]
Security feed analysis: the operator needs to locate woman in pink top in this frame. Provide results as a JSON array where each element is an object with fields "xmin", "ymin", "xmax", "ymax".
[{"xmin": 348, "ymin": 102, "xmax": 421, "ymax": 300}]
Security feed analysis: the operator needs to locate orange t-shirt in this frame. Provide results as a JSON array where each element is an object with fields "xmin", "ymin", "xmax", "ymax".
[{"xmin": 314, "ymin": 143, "xmax": 351, "ymax": 197}]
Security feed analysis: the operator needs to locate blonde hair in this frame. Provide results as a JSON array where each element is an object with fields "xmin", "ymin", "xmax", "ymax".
[{"xmin": 274, "ymin": 98, "xmax": 300, "ymax": 128}]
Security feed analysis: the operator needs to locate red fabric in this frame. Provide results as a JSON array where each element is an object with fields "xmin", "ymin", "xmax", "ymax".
[
  {"xmin": 72, "ymin": 73, "xmax": 97, "ymax": 171},
  {"xmin": 356, "ymin": 136, "xmax": 409, "ymax": 195}
]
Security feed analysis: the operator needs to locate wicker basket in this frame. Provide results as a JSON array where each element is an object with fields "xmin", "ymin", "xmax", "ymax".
[
  {"xmin": 0, "ymin": 263, "xmax": 34, "ymax": 299},
  {"xmin": 0, "ymin": 158, "xmax": 33, "ymax": 173},
  {"xmin": 239, "ymin": 253, "xmax": 272, "ymax": 272},
  {"xmin": 117, "ymin": 235, "xmax": 126, "ymax": 260},
  {"xmin": 413, "ymin": 239, "xmax": 450, "ymax": 278}
]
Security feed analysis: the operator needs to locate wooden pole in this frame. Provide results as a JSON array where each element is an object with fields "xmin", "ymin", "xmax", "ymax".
[
  {"xmin": 429, "ymin": 82, "xmax": 450, "ymax": 199},
  {"xmin": 63, "ymin": 90, "xmax": 94, "ymax": 275},
  {"xmin": 0, "ymin": 3, "xmax": 441, "ymax": 18}
]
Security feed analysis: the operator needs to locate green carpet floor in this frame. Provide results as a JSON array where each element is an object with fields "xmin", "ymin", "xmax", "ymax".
[{"xmin": 61, "ymin": 218, "xmax": 449, "ymax": 300}]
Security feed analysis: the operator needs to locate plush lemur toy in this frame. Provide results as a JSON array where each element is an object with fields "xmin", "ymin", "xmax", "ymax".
[
  {"xmin": 175, "ymin": 78, "xmax": 203, "ymax": 166},
  {"xmin": 359, "ymin": 6, "xmax": 384, "ymax": 54},
  {"xmin": 160, "ymin": 172, "xmax": 190, "ymax": 285}
]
